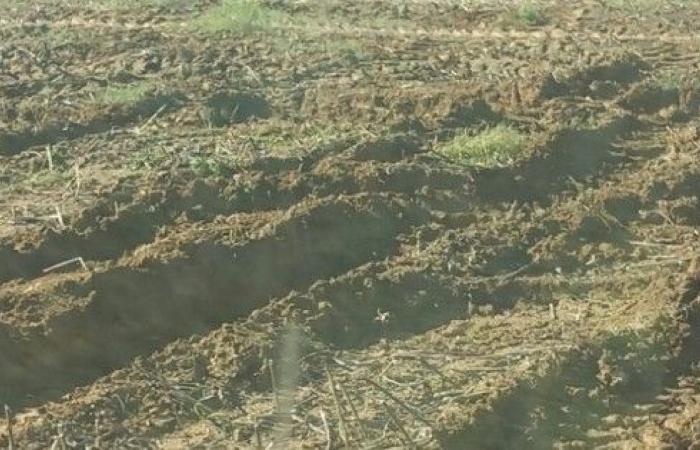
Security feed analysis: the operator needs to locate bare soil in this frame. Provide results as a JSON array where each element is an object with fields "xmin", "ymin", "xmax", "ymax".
[{"xmin": 1, "ymin": 0, "xmax": 700, "ymax": 448}]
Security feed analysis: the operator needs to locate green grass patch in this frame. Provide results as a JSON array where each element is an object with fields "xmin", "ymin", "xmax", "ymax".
[
  {"xmin": 46, "ymin": 27, "xmax": 89, "ymax": 45},
  {"xmin": 192, "ymin": 0, "xmax": 282, "ymax": 33},
  {"xmin": 655, "ymin": 71, "xmax": 684, "ymax": 90},
  {"xmin": 515, "ymin": 2, "xmax": 548, "ymax": 26},
  {"xmin": 437, "ymin": 125, "xmax": 527, "ymax": 167},
  {"xmin": 93, "ymin": 82, "xmax": 153, "ymax": 106}
]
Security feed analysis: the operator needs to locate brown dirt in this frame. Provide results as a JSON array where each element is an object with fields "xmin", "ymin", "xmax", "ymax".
[{"xmin": 2, "ymin": 0, "xmax": 700, "ymax": 448}]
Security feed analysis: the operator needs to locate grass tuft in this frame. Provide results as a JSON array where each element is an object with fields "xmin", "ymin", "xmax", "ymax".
[
  {"xmin": 437, "ymin": 125, "xmax": 527, "ymax": 168},
  {"xmin": 192, "ymin": 0, "xmax": 280, "ymax": 33},
  {"xmin": 94, "ymin": 83, "xmax": 153, "ymax": 106},
  {"xmin": 515, "ymin": 2, "xmax": 548, "ymax": 26},
  {"xmin": 655, "ymin": 71, "xmax": 683, "ymax": 90}
]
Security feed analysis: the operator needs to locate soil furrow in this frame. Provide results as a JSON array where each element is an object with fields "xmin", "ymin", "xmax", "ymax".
[
  {"xmin": 0, "ymin": 194, "xmax": 428, "ymax": 408},
  {"xmin": 0, "ymin": 93, "xmax": 187, "ymax": 156},
  {"xmin": 0, "ymin": 157, "xmax": 465, "ymax": 284}
]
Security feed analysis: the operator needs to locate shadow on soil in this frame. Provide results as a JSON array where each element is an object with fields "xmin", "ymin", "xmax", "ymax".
[{"xmin": 203, "ymin": 92, "xmax": 271, "ymax": 127}]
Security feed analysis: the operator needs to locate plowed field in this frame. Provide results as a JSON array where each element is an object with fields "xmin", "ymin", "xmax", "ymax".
[{"xmin": 2, "ymin": 0, "xmax": 700, "ymax": 448}]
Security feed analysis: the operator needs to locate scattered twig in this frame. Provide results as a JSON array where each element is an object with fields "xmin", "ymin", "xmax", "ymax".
[
  {"xmin": 135, "ymin": 103, "xmax": 167, "ymax": 133},
  {"xmin": 382, "ymin": 375, "xmax": 423, "ymax": 388},
  {"xmin": 626, "ymin": 258, "xmax": 694, "ymax": 268},
  {"xmin": 390, "ymin": 346, "xmax": 559, "ymax": 360},
  {"xmin": 416, "ymin": 356, "xmax": 454, "ymax": 389},
  {"xmin": 73, "ymin": 163, "xmax": 81, "ymax": 196},
  {"xmin": 629, "ymin": 240, "xmax": 683, "ymax": 248},
  {"xmin": 254, "ymin": 421, "xmax": 263, "ymax": 450},
  {"xmin": 319, "ymin": 408, "xmax": 331, "ymax": 450},
  {"xmin": 383, "ymin": 401, "xmax": 415, "ymax": 448},
  {"xmin": 50, "ymin": 423, "xmax": 67, "ymax": 450},
  {"xmin": 352, "ymin": 374, "xmax": 432, "ymax": 430},
  {"xmin": 46, "ymin": 145, "xmax": 53, "ymax": 171},
  {"xmin": 325, "ymin": 365, "xmax": 349, "ymax": 447},
  {"xmin": 268, "ymin": 359, "xmax": 280, "ymax": 412},
  {"xmin": 244, "ymin": 64, "xmax": 263, "ymax": 86},
  {"xmin": 43, "ymin": 257, "xmax": 88, "ymax": 274},
  {"xmin": 4, "ymin": 405, "xmax": 14, "ymax": 450},
  {"xmin": 461, "ymin": 262, "xmax": 532, "ymax": 286},
  {"xmin": 53, "ymin": 206, "xmax": 65, "ymax": 228},
  {"xmin": 338, "ymin": 380, "xmax": 368, "ymax": 442}
]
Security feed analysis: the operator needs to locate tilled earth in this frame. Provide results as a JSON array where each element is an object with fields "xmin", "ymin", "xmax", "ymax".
[{"xmin": 2, "ymin": 0, "xmax": 700, "ymax": 448}]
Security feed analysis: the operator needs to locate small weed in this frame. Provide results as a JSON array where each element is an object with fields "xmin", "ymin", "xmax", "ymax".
[
  {"xmin": 46, "ymin": 27, "xmax": 87, "ymax": 45},
  {"xmin": 128, "ymin": 145, "xmax": 237, "ymax": 177},
  {"xmin": 437, "ymin": 125, "xmax": 527, "ymax": 167},
  {"xmin": 515, "ymin": 2, "xmax": 548, "ymax": 26},
  {"xmin": 128, "ymin": 145, "xmax": 172, "ymax": 171},
  {"xmin": 655, "ymin": 72, "xmax": 683, "ymax": 90},
  {"xmin": 93, "ymin": 83, "xmax": 153, "ymax": 106},
  {"xmin": 192, "ymin": 0, "xmax": 281, "ymax": 33},
  {"xmin": 188, "ymin": 155, "xmax": 234, "ymax": 177}
]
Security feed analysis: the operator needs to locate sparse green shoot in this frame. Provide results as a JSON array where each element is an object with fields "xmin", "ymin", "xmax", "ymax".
[
  {"xmin": 93, "ymin": 83, "xmax": 153, "ymax": 106},
  {"xmin": 188, "ymin": 155, "xmax": 234, "ymax": 177},
  {"xmin": 192, "ymin": 0, "xmax": 281, "ymax": 33},
  {"xmin": 655, "ymin": 72, "xmax": 683, "ymax": 90},
  {"xmin": 437, "ymin": 125, "xmax": 527, "ymax": 168},
  {"xmin": 515, "ymin": 2, "xmax": 548, "ymax": 26}
]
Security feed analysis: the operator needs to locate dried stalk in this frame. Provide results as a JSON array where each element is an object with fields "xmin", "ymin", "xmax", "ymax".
[
  {"xmin": 135, "ymin": 103, "xmax": 167, "ymax": 133},
  {"xmin": 268, "ymin": 359, "xmax": 280, "ymax": 412},
  {"xmin": 4, "ymin": 405, "xmax": 14, "ymax": 450},
  {"xmin": 319, "ymin": 408, "xmax": 331, "ymax": 450},
  {"xmin": 46, "ymin": 145, "xmax": 53, "ymax": 171},
  {"xmin": 74, "ymin": 164, "xmax": 81, "ymax": 197},
  {"xmin": 325, "ymin": 365, "xmax": 349, "ymax": 446},
  {"xmin": 338, "ymin": 379, "xmax": 368, "ymax": 442},
  {"xmin": 43, "ymin": 257, "xmax": 88, "ymax": 274},
  {"xmin": 383, "ymin": 401, "xmax": 415, "ymax": 448},
  {"xmin": 254, "ymin": 421, "xmax": 263, "ymax": 450},
  {"xmin": 53, "ymin": 206, "xmax": 65, "ymax": 228},
  {"xmin": 417, "ymin": 356, "xmax": 453, "ymax": 389},
  {"xmin": 354, "ymin": 375, "xmax": 432, "ymax": 430}
]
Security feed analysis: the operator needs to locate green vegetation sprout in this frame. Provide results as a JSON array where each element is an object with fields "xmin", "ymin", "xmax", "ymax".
[
  {"xmin": 94, "ymin": 83, "xmax": 152, "ymax": 106},
  {"xmin": 192, "ymin": 0, "xmax": 280, "ymax": 33},
  {"xmin": 437, "ymin": 125, "xmax": 527, "ymax": 167},
  {"xmin": 515, "ymin": 2, "xmax": 548, "ymax": 26}
]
